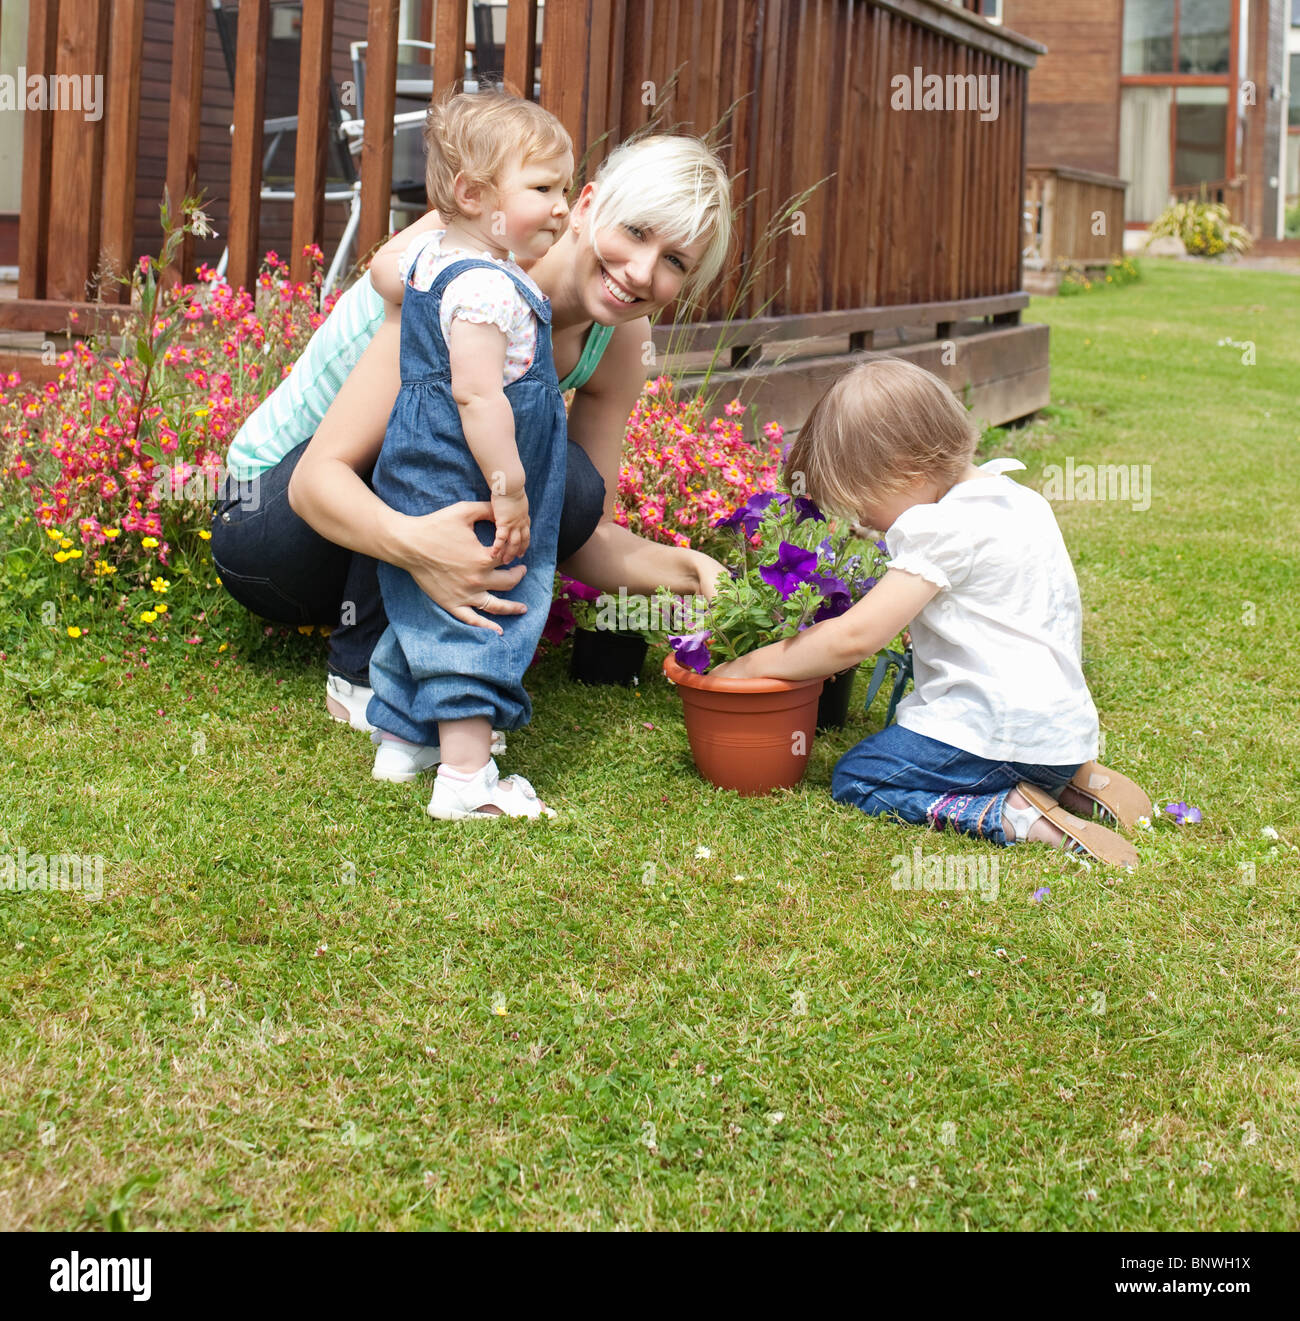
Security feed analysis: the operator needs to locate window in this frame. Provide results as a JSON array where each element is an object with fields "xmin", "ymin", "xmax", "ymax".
[
  {"xmin": 1173, "ymin": 86, "xmax": 1229, "ymax": 183},
  {"xmin": 1291, "ymin": 53, "xmax": 1300, "ymax": 129},
  {"xmin": 1123, "ymin": 0, "xmax": 1175, "ymax": 73},
  {"xmin": 1178, "ymin": 0, "xmax": 1231, "ymax": 73},
  {"xmin": 1122, "ymin": 0, "xmax": 1232, "ymax": 76}
]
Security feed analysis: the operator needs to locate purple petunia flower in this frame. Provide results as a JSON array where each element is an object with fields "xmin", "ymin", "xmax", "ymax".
[
  {"xmin": 561, "ymin": 576, "xmax": 601, "ymax": 603},
  {"xmin": 542, "ymin": 597, "xmax": 576, "ymax": 646},
  {"xmin": 1163, "ymin": 801, "xmax": 1203, "ymax": 825},
  {"xmin": 669, "ymin": 629, "xmax": 713, "ymax": 674},
  {"xmin": 759, "ymin": 541, "xmax": 820, "ymax": 599},
  {"xmin": 793, "ymin": 496, "xmax": 823, "ymax": 523},
  {"xmin": 714, "ymin": 490, "xmax": 784, "ymax": 536},
  {"xmin": 874, "ymin": 539, "xmax": 888, "ymax": 553},
  {"xmin": 1031, "ymin": 886, "xmax": 1050, "ymax": 904},
  {"xmin": 811, "ymin": 573, "xmax": 853, "ymax": 622}
]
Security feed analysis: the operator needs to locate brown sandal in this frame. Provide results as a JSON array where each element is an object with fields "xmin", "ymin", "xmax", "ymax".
[
  {"xmin": 1016, "ymin": 782, "xmax": 1139, "ymax": 869},
  {"xmin": 1067, "ymin": 762, "xmax": 1153, "ymax": 830}
]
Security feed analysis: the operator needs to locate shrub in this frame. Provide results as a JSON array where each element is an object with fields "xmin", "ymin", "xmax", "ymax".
[
  {"xmin": 0, "ymin": 192, "xmax": 332, "ymax": 583},
  {"xmin": 1148, "ymin": 199, "xmax": 1251, "ymax": 258},
  {"xmin": 1058, "ymin": 255, "xmax": 1143, "ymax": 296},
  {"xmin": 614, "ymin": 379, "xmax": 783, "ymax": 551}
]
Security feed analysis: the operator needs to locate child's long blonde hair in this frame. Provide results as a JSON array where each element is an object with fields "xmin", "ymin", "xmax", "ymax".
[
  {"xmin": 785, "ymin": 359, "xmax": 979, "ymax": 517},
  {"xmin": 423, "ymin": 90, "xmax": 573, "ymax": 220}
]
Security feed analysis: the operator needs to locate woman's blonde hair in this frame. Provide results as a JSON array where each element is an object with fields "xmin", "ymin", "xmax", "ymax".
[
  {"xmin": 423, "ymin": 89, "xmax": 573, "ymax": 220},
  {"xmin": 785, "ymin": 358, "xmax": 979, "ymax": 517},
  {"xmin": 586, "ymin": 134, "xmax": 734, "ymax": 295}
]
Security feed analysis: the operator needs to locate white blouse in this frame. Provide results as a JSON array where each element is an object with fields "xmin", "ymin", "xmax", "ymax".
[
  {"xmin": 885, "ymin": 472, "xmax": 1099, "ymax": 765},
  {"xmin": 398, "ymin": 230, "xmax": 543, "ymax": 383}
]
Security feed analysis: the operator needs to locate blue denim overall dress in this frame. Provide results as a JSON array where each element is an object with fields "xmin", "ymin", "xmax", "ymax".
[{"xmin": 365, "ymin": 255, "xmax": 567, "ymax": 744}]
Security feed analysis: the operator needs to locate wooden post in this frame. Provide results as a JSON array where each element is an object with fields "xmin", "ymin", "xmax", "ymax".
[
  {"xmin": 227, "ymin": 0, "xmax": 270, "ymax": 292},
  {"xmin": 291, "ymin": 0, "xmax": 336, "ymax": 284},
  {"xmin": 18, "ymin": 0, "xmax": 60, "ymax": 300},
  {"xmin": 99, "ymin": 0, "xmax": 146, "ymax": 303},
  {"xmin": 163, "ymin": 0, "xmax": 207, "ymax": 286},
  {"xmin": 45, "ymin": 0, "xmax": 110, "ymax": 301},
  {"xmin": 539, "ymin": 0, "xmax": 589, "ymax": 151},
  {"xmin": 504, "ymin": 0, "xmax": 540, "ymax": 100},
  {"xmin": 358, "ymin": 0, "xmax": 400, "ymax": 261},
  {"xmin": 434, "ymin": 0, "xmax": 468, "ymax": 92}
]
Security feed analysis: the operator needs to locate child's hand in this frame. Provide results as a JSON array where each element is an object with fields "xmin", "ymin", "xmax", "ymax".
[
  {"xmin": 710, "ymin": 653, "xmax": 760, "ymax": 680},
  {"xmin": 491, "ymin": 490, "xmax": 530, "ymax": 563}
]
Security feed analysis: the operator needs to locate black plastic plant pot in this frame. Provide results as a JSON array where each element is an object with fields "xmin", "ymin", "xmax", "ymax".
[
  {"xmin": 816, "ymin": 666, "xmax": 857, "ymax": 730},
  {"xmin": 569, "ymin": 627, "xmax": 649, "ymax": 687}
]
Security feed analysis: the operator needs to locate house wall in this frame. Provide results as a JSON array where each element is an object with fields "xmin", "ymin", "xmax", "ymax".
[{"xmin": 1000, "ymin": 0, "xmax": 1123, "ymax": 176}]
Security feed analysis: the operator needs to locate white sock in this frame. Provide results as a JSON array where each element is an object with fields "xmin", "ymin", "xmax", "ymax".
[
  {"xmin": 437, "ymin": 761, "xmax": 491, "ymax": 783},
  {"xmin": 1004, "ymin": 799, "xmax": 1042, "ymax": 844}
]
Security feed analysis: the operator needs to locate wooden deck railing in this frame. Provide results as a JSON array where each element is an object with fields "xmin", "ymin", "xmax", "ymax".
[
  {"xmin": 1171, "ymin": 178, "xmax": 1246, "ymax": 220},
  {"xmin": 1025, "ymin": 165, "xmax": 1127, "ymax": 264},
  {"xmin": 9, "ymin": 0, "xmax": 1043, "ymax": 354}
]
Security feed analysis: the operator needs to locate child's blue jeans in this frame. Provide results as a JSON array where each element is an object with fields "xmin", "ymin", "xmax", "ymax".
[{"xmin": 831, "ymin": 724, "xmax": 1081, "ymax": 846}]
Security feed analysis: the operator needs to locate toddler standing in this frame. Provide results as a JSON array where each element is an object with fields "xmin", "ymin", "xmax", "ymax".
[{"xmin": 365, "ymin": 92, "xmax": 574, "ymax": 820}]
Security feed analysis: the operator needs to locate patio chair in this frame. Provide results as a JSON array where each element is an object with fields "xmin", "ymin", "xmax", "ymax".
[
  {"xmin": 471, "ymin": 2, "xmax": 541, "ymax": 97},
  {"xmin": 210, "ymin": 0, "xmax": 363, "ymax": 293}
]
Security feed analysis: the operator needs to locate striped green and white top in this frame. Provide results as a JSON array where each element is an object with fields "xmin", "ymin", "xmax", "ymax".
[{"xmin": 224, "ymin": 271, "xmax": 615, "ymax": 480}]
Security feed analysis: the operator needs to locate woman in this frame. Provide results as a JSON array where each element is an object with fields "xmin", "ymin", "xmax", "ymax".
[{"xmin": 212, "ymin": 133, "xmax": 734, "ymax": 730}]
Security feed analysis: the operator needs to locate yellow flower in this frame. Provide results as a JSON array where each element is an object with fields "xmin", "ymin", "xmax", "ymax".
[
  {"xmin": 139, "ymin": 610, "xmax": 158, "ymax": 624},
  {"xmin": 218, "ymin": 642, "xmax": 228, "ymax": 653},
  {"xmin": 54, "ymin": 551, "xmax": 69, "ymax": 562},
  {"xmin": 154, "ymin": 603, "xmax": 169, "ymax": 614},
  {"xmin": 66, "ymin": 626, "xmax": 82, "ymax": 638},
  {"xmin": 59, "ymin": 537, "xmax": 73, "ymax": 549},
  {"xmin": 150, "ymin": 577, "xmax": 170, "ymax": 594},
  {"xmin": 45, "ymin": 527, "xmax": 61, "ymax": 541},
  {"xmin": 198, "ymin": 529, "xmax": 212, "ymax": 541},
  {"xmin": 94, "ymin": 561, "xmax": 117, "ymax": 577},
  {"xmin": 103, "ymin": 527, "xmax": 120, "ymax": 539},
  {"xmin": 67, "ymin": 549, "xmax": 82, "ymax": 559},
  {"xmin": 141, "ymin": 536, "xmax": 159, "ymax": 549},
  {"xmin": 297, "ymin": 624, "xmax": 314, "ymax": 635}
]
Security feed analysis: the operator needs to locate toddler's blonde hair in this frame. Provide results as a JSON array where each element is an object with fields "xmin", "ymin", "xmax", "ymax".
[
  {"xmin": 785, "ymin": 358, "xmax": 979, "ymax": 517},
  {"xmin": 423, "ymin": 90, "xmax": 573, "ymax": 220}
]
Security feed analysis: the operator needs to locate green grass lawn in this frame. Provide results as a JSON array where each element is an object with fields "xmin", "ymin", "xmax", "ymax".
[{"xmin": 1, "ymin": 261, "xmax": 1296, "ymax": 1231}]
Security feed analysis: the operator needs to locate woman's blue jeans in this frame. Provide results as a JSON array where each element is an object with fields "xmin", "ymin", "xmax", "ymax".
[
  {"xmin": 209, "ymin": 436, "xmax": 605, "ymax": 684},
  {"xmin": 831, "ymin": 724, "xmax": 1081, "ymax": 846}
]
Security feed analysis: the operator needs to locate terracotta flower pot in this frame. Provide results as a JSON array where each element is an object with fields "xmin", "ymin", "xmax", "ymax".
[{"xmin": 663, "ymin": 652, "xmax": 825, "ymax": 796}]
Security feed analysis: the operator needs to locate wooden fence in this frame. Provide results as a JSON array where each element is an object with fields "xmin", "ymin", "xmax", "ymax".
[
  {"xmin": 1025, "ymin": 164, "xmax": 1126, "ymax": 264},
  {"xmin": 7, "ymin": 0, "xmax": 1043, "ymax": 362}
]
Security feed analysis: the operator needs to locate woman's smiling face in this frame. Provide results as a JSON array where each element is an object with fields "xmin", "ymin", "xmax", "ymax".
[{"xmin": 569, "ymin": 183, "xmax": 709, "ymax": 323}]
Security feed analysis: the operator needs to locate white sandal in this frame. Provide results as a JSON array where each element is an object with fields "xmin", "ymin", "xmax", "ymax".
[{"xmin": 427, "ymin": 758, "xmax": 555, "ymax": 821}]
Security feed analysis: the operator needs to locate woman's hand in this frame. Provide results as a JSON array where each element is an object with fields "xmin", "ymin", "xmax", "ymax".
[
  {"xmin": 690, "ymin": 550, "xmax": 728, "ymax": 600},
  {"xmin": 399, "ymin": 501, "xmax": 528, "ymax": 633}
]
